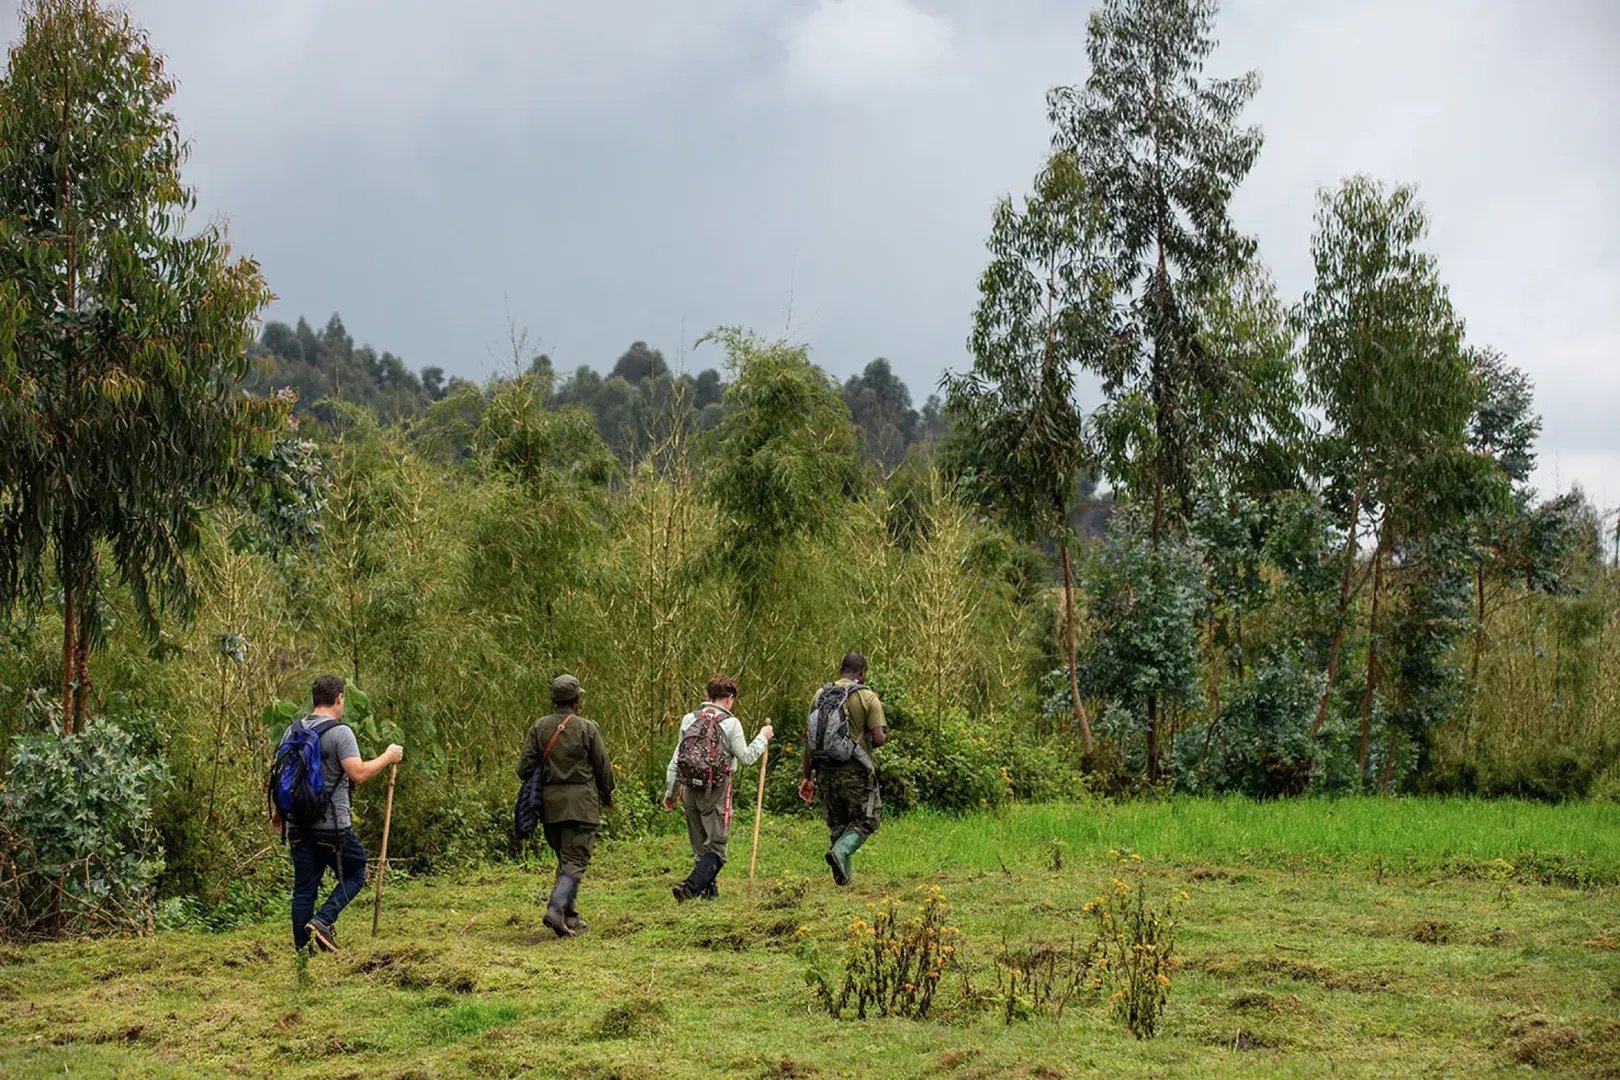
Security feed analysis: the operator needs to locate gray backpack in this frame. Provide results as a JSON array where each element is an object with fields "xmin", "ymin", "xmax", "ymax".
[{"xmin": 807, "ymin": 683, "xmax": 874, "ymax": 772}]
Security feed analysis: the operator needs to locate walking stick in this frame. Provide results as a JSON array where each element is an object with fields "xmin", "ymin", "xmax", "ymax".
[
  {"xmin": 748, "ymin": 739, "xmax": 769, "ymax": 894},
  {"xmin": 371, "ymin": 762, "xmax": 398, "ymax": 939}
]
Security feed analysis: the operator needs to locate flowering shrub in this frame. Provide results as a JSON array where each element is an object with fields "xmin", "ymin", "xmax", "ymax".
[
  {"xmin": 809, "ymin": 885, "xmax": 961, "ymax": 1020},
  {"xmin": 1085, "ymin": 851, "xmax": 1183, "ymax": 1038}
]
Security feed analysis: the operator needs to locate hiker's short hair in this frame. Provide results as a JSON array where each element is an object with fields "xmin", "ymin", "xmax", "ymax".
[
  {"xmin": 311, "ymin": 674, "xmax": 345, "ymax": 707},
  {"xmin": 707, "ymin": 674, "xmax": 738, "ymax": 702},
  {"xmin": 840, "ymin": 652, "xmax": 868, "ymax": 678}
]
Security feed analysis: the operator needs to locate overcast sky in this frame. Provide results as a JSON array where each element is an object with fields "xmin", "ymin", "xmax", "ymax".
[{"xmin": 3, "ymin": 0, "xmax": 1616, "ymax": 507}]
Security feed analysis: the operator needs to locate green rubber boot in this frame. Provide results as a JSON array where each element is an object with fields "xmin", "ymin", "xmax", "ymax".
[{"xmin": 825, "ymin": 830, "xmax": 866, "ymax": 887}]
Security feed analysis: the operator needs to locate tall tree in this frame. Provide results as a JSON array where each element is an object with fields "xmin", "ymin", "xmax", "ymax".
[
  {"xmin": 944, "ymin": 150, "xmax": 1111, "ymax": 755},
  {"xmin": 1047, "ymin": 0, "xmax": 1262, "ymax": 774},
  {"xmin": 844, "ymin": 358, "xmax": 919, "ymax": 472},
  {"xmin": 1298, "ymin": 176, "xmax": 1496, "ymax": 783},
  {"xmin": 0, "ymin": 0, "xmax": 281, "ymax": 732}
]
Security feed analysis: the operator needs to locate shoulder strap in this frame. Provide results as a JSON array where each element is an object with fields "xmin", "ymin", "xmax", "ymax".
[
  {"xmin": 308, "ymin": 717, "xmax": 343, "ymax": 739},
  {"xmin": 542, "ymin": 713, "xmax": 575, "ymax": 764}
]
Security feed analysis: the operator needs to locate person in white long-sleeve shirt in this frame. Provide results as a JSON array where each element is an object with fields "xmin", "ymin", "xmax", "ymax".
[{"xmin": 663, "ymin": 674, "xmax": 773, "ymax": 901}]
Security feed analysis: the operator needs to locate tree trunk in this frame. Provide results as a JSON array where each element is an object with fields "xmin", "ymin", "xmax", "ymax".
[
  {"xmin": 72, "ymin": 579, "xmax": 91, "ymax": 731},
  {"xmin": 1312, "ymin": 471, "xmax": 1368, "ymax": 738},
  {"xmin": 1470, "ymin": 559, "xmax": 1486, "ymax": 683},
  {"xmin": 1060, "ymin": 542, "xmax": 1094, "ymax": 757},
  {"xmin": 1357, "ymin": 544, "xmax": 1384, "ymax": 789},
  {"xmin": 61, "ymin": 579, "xmax": 77, "ymax": 735}
]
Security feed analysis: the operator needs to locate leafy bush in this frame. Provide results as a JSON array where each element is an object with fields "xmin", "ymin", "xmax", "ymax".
[
  {"xmin": 1, "ymin": 709, "xmax": 170, "ymax": 939},
  {"xmin": 1175, "ymin": 653, "xmax": 1321, "ymax": 797}
]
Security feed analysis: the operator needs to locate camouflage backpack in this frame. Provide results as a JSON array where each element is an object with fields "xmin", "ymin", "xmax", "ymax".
[{"xmin": 675, "ymin": 704, "xmax": 730, "ymax": 789}]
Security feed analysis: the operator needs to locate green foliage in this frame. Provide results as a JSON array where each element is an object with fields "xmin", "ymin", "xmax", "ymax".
[
  {"xmin": 0, "ymin": 703, "xmax": 170, "ymax": 938},
  {"xmin": 1050, "ymin": 0, "xmax": 1263, "ymax": 525},
  {"xmin": 701, "ymin": 327, "xmax": 857, "ymax": 596},
  {"xmin": 945, "ymin": 149, "xmax": 1109, "ymax": 544},
  {"xmin": 1177, "ymin": 652, "xmax": 1321, "ymax": 797},
  {"xmin": 1080, "ymin": 515, "xmax": 1204, "ymax": 769},
  {"xmin": 0, "ymin": 0, "xmax": 283, "ymax": 730}
]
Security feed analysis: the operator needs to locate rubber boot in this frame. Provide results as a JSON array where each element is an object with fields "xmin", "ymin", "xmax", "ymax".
[
  {"xmin": 826, "ymin": 830, "xmax": 865, "ymax": 887},
  {"xmin": 543, "ymin": 872, "xmax": 579, "ymax": 938},
  {"xmin": 565, "ymin": 899, "xmax": 588, "ymax": 935}
]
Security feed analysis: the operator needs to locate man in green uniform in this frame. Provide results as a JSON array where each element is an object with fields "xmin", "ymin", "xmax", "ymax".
[
  {"xmin": 517, "ymin": 674, "xmax": 615, "ymax": 938},
  {"xmin": 798, "ymin": 651, "xmax": 887, "ymax": 886}
]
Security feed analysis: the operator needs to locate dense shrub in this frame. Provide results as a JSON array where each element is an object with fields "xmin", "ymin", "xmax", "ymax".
[
  {"xmin": 1, "ymin": 704, "xmax": 170, "ymax": 939},
  {"xmin": 1175, "ymin": 654, "xmax": 1321, "ymax": 798}
]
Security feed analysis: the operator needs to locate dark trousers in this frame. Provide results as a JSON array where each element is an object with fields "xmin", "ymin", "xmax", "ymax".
[
  {"xmin": 289, "ymin": 826, "xmax": 368, "ymax": 949},
  {"xmin": 543, "ymin": 821, "xmax": 598, "ymax": 879}
]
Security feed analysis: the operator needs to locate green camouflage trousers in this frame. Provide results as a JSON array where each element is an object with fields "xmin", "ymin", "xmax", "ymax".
[{"xmin": 818, "ymin": 762, "xmax": 881, "ymax": 842}]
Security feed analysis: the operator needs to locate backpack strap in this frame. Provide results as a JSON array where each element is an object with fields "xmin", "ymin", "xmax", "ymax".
[
  {"xmin": 305, "ymin": 717, "xmax": 355, "ymax": 800},
  {"xmin": 542, "ymin": 713, "xmax": 575, "ymax": 765}
]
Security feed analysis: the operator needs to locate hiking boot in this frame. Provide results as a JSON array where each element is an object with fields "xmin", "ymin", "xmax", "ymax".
[
  {"xmin": 305, "ymin": 917, "xmax": 338, "ymax": 952},
  {"xmin": 565, "ymin": 901, "xmax": 588, "ymax": 935},
  {"xmin": 675, "ymin": 853, "xmax": 722, "ymax": 903},
  {"xmin": 825, "ymin": 830, "xmax": 865, "ymax": 887},
  {"xmin": 543, "ymin": 872, "xmax": 579, "ymax": 938},
  {"xmin": 701, "ymin": 881, "xmax": 719, "ymax": 901}
]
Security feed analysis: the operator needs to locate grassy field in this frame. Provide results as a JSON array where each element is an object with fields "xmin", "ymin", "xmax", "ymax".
[{"xmin": 3, "ymin": 797, "xmax": 1619, "ymax": 1078}]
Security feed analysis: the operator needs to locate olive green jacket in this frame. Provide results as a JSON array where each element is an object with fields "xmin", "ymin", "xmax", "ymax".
[{"xmin": 517, "ymin": 711, "xmax": 615, "ymax": 826}]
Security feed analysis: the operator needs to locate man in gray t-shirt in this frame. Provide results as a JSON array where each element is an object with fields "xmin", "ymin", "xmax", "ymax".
[
  {"xmin": 279, "ymin": 717, "xmax": 361, "ymax": 830},
  {"xmin": 271, "ymin": 674, "xmax": 403, "ymax": 953}
]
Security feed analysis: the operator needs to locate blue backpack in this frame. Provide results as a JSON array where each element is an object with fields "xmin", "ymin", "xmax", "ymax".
[{"xmin": 270, "ymin": 717, "xmax": 344, "ymax": 829}]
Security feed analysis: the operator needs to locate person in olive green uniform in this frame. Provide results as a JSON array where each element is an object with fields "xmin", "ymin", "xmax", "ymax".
[
  {"xmin": 798, "ymin": 652, "xmax": 887, "ymax": 886},
  {"xmin": 517, "ymin": 674, "xmax": 615, "ymax": 938}
]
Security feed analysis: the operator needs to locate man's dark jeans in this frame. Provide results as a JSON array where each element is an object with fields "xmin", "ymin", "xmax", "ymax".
[{"xmin": 288, "ymin": 826, "xmax": 368, "ymax": 950}]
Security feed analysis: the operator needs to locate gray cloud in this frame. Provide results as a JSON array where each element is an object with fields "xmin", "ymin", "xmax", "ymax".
[{"xmin": 3, "ymin": 0, "xmax": 1615, "ymax": 506}]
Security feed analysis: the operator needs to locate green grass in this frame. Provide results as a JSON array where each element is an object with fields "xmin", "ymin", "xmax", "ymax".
[
  {"xmin": 883, "ymin": 796, "xmax": 1620, "ymax": 885},
  {"xmin": 3, "ymin": 797, "xmax": 1618, "ymax": 1078}
]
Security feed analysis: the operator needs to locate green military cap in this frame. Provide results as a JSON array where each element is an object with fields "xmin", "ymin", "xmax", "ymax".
[{"xmin": 550, "ymin": 674, "xmax": 581, "ymax": 703}]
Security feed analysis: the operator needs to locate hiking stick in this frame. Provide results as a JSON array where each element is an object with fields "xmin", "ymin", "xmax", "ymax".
[
  {"xmin": 748, "ymin": 740, "xmax": 768, "ymax": 894},
  {"xmin": 371, "ymin": 762, "xmax": 398, "ymax": 939}
]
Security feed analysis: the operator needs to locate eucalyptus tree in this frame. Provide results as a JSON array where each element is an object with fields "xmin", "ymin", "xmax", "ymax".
[
  {"xmin": 1045, "ymin": 0, "xmax": 1263, "ymax": 773},
  {"xmin": 943, "ymin": 150, "xmax": 1111, "ymax": 754},
  {"xmin": 0, "ymin": 0, "xmax": 280, "ymax": 732},
  {"xmin": 1298, "ymin": 176, "xmax": 1500, "ymax": 782}
]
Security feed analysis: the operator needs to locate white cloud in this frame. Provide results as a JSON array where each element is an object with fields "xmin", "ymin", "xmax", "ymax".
[{"xmin": 779, "ymin": 0, "xmax": 954, "ymax": 99}]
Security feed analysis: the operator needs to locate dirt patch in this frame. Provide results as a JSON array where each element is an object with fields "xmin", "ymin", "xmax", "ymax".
[
  {"xmin": 222, "ymin": 941, "xmax": 273, "ymax": 968},
  {"xmin": 590, "ymin": 996, "xmax": 666, "ymax": 1040},
  {"xmin": 759, "ymin": 1058, "xmax": 820, "ymax": 1079},
  {"xmin": 1409, "ymin": 919, "xmax": 1454, "ymax": 945},
  {"xmin": 693, "ymin": 929, "xmax": 749, "ymax": 951},
  {"xmin": 1583, "ymin": 933, "xmax": 1619, "ymax": 951},
  {"xmin": 1227, "ymin": 991, "xmax": 1305, "ymax": 1015},
  {"xmin": 938, "ymin": 1049, "xmax": 981, "ymax": 1071},
  {"xmin": 1504, "ymin": 1012, "xmax": 1620, "ymax": 1075},
  {"xmin": 1199, "ymin": 955, "xmax": 1389, "ymax": 993},
  {"xmin": 1189, "ymin": 868, "xmax": 1230, "ymax": 882},
  {"xmin": 352, "ymin": 945, "xmax": 476, "ymax": 993}
]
